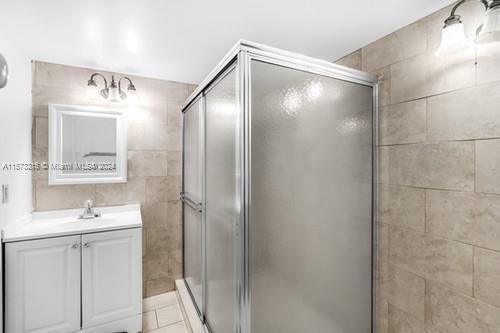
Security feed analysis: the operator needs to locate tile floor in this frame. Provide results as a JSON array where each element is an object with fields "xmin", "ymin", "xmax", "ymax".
[{"xmin": 143, "ymin": 291, "xmax": 189, "ymax": 333}]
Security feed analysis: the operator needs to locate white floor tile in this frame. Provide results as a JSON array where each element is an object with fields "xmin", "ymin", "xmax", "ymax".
[
  {"xmin": 150, "ymin": 321, "xmax": 188, "ymax": 333},
  {"xmin": 142, "ymin": 310, "xmax": 158, "ymax": 332},
  {"xmin": 143, "ymin": 291, "xmax": 178, "ymax": 312},
  {"xmin": 157, "ymin": 304, "xmax": 184, "ymax": 328}
]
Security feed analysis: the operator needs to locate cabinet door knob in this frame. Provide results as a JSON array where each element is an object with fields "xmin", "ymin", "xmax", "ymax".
[
  {"xmin": 72, "ymin": 244, "xmax": 79, "ymax": 249},
  {"xmin": 83, "ymin": 243, "xmax": 91, "ymax": 248}
]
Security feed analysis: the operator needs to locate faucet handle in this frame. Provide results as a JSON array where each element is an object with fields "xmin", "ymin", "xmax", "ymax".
[{"xmin": 84, "ymin": 199, "xmax": 93, "ymax": 209}]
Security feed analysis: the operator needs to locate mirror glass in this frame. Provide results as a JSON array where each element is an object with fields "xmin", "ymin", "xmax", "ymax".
[
  {"xmin": 49, "ymin": 104, "xmax": 127, "ymax": 185},
  {"xmin": 61, "ymin": 114, "xmax": 117, "ymax": 174}
]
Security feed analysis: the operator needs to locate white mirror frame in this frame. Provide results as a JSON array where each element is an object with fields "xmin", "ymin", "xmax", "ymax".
[{"xmin": 48, "ymin": 104, "xmax": 127, "ymax": 185}]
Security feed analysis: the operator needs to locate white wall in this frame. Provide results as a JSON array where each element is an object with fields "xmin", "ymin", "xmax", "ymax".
[{"xmin": 0, "ymin": 31, "xmax": 33, "ymax": 228}]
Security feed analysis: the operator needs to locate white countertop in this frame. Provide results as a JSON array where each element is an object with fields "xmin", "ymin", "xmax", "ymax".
[{"xmin": 3, "ymin": 204, "xmax": 142, "ymax": 243}]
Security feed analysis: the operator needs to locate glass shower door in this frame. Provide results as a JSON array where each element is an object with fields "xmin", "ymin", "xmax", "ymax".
[
  {"xmin": 204, "ymin": 66, "xmax": 239, "ymax": 333},
  {"xmin": 182, "ymin": 97, "xmax": 203, "ymax": 314},
  {"xmin": 249, "ymin": 60, "xmax": 374, "ymax": 333}
]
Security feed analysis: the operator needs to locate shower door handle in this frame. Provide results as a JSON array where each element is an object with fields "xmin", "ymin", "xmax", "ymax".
[{"xmin": 181, "ymin": 192, "xmax": 203, "ymax": 213}]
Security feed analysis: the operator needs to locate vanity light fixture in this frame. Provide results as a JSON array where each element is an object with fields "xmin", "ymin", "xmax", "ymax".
[
  {"xmin": 86, "ymin": 73, "xmax": 137, "ymax": 102},
  {"xmin": 436, "ymin": 0, "xmax": 500, "ymax": 56}
]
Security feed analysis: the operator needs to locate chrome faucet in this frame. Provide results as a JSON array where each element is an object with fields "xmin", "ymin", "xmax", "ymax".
[{"xmin": 79, "ymin": 200, "xmax": 101, "ymax": 219}]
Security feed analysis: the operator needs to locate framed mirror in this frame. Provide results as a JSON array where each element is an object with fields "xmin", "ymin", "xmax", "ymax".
[{"xmin": 48, "ymin": 104, "xmax": 127, "ymax": 185}]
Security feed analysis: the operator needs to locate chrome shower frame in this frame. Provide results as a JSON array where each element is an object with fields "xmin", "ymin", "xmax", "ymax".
[{"xmin": 181, "ymin": 40, "xmax": 379, "ymax": 333}]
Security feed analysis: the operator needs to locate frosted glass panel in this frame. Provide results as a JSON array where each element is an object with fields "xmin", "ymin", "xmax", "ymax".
[
  {"xmin": 184, "ymin": 99, "xmax": 201, "ymax": 199},
  {"xmin": 250, "ymin": 60, "xmax": 373, "ymax": 333},
  {"xmin": 184, "ymin": 203, "xmax": 202, "ymax": 311},
  {"xmin": 205, "ymin": 68, "xmax": 238, "ymax": 333},
  {"xmin": 183, "ymin": 99, "xmax": 203, "ymax": 312}
]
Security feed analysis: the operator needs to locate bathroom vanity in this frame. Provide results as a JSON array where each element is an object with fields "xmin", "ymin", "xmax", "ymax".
[{"xmin": 2, "ymin": 204, "xmax": 142, "ymax": 333}]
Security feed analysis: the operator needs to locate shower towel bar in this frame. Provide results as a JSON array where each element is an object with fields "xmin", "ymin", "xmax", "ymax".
[{"xmin": 180, "ymin": 192, "xmax": 203, "ymax": 213}]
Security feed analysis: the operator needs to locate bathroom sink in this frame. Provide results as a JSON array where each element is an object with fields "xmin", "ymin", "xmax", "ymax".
[
  {"xmin": 2, "ymin": 204, "xmax": 142, "ymax": 242},
  {"xmin": 53, "ymin": 218, "xmax": 117, "ymax": 230}
]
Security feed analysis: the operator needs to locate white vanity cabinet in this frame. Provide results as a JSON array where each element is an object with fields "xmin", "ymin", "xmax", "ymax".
[
  {"xmin": 5, "ymin": 227, "xmax": 142, "ymax": 333},
  {"xmin": 81, "ymin": 229, "xmax": 142, "ymax": 330},
  {"xmin": 5, "ymin": 235, "xmax": 82, "ymax": 333}
]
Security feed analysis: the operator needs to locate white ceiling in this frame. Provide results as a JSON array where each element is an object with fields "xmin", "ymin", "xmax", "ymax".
[{"xmin": 0, "ymin": 0, "xmax": 453, "ymax": 84}]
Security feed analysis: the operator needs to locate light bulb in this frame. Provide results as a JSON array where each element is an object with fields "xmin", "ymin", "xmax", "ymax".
[
  {"xmin": 126, "ymin": 84, "xmax": 138, "ymax": 103},
  {"xmin": 86, "ymin": 81, "xmax": 100, "ymax": 100},
  {"xmin": 436, "ymin": 22, "xmax": 469, "ymax": 57},
  {"xmin": 477, "ymin": 6, "xmax": 500, "ymax": 44},
  {"xmin": 108, "ymin": 85, "xmax": 121, "ymax": 102}
]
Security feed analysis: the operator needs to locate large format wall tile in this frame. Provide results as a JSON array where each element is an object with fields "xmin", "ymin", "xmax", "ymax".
[
  {"xmin": 379, "ymin": 185, "xmax": 425, "ymax": 232},
  {"xmin": 379, "ymin": 99, "xmax": 426, "ymax": 145},
  {"xmin": 335, "ymin": 49, "xmax": 362, "ymax": 70},
  {"xmin": 391, "ymin": 50, "xmax": 475, "ymax": 104},
  {"xmin": 34, "ymin": 117, "xmax": 48, "ymax": 149},
  {"xmin": 167, "ymin": 201, "xmax": 181, "ymax": 226},
  {"xmin": 167, "ymin": 104, "xmax": 182, "ymax": 127},
  {"xmin": 128, "ymin": 151, "xmax": 168, "ymax": 177},
  {"xmin": 35, "ymin": 181, "xmax": 95, "ymax": 211},
  {"xmin": 476, "ymin": 139, "xmax": 500, "ymax": 194},
  {"xmin": 388, "ymin": 305, "xmax": 426, "ymax": 333},
  {"xmin": 167, "ymin": 152, "xmax": 181, "ymax": 176},
  {"xmin": 146, "ymin": 177, "xmax": 169, "ymax": 202},
  {"xmin": 426, "ymin": 283, "xmax": 500, "ymax": 333},
  {"xmin": 362, "ymin": 20, "xmax": 427, "ymax": 72},
  {"xmin": 427, "ymin": 190, "xmax": 500, "ymax": 251},
  {"xmin": 144, "ymin": 252, "xmax": 170, "ymax": 280},
  {"xmin": 377, "ymin": 146, "xmax": 390, "ymax": 185},
  {"xmin": 474, "ymin": 248, "xmax": 500, "ymax": 308},
  {"xmin": 389, "ymin": 142, "xmax": 474, "ymax": 191},
  {"xmin": 141, "ymin": 202, "xmax": 169, "ymax": 227},
  {"xmin": 32, "ymin": 149, "xmax": 48, "ymax": 180},
  {"xmin": 34, "ymin": 62, "xmax": 93, "ymax": 89},
  {"xmin": 128, "ymin": 122, "xmax": 169, "ymax": 151},
  {"xmin": 390, "ymin": 226, "xmax": 473, "ymax": 295},
  {"xmin": 476, "ymin": 40, "xmax": 500, "ymax": 85},
  {"xmin": 386, "ymin": 266, "xmax": 425, "ymax": 320},
  {"xmin": 428, "ymin": 81, "xmax": 500, "ymax": 141},
  {"xmin": 95, "ymin": 177, "xmax": 146, "ymax": 206},
  {"xmin": 32, "ymin": 85, "xmax": 78, "ymax": 117},
  {"xmin": 377, "ymin": 222, "xmax": 390, "ymax": 280}
]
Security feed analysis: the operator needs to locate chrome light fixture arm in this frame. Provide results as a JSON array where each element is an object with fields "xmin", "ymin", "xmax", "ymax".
[
  {"xmin": 88, "ymin": 73, "xmax": 109, "ymax": 98},
  {"xmin": 86, "ymin": 73, "xmax": 137, "ymax": 101},
  {"xmin": 118, "ymin": 76, "xmax": 136, "ymax": 100},
  {"xmin": 444, "ymin": 0, "xmax": 489, "ymax": 27}
]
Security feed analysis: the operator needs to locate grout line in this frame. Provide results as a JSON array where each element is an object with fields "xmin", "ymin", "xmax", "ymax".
[
  {"xmin": 154, "ymin": 309, "xmax": 160, "ymax": 330},
  {"xmin": 381, "ymin": 75, "xmax": 500, "ymax": 110},
  {"xmin": 474, "ymin": 140, "xmax": 477, "ymax": 193},
  {"xmin": 424, "ymin": 189, "xmax": 428, "ymax": 234},
  {"xmin": 472, "ymin": 246, "xmax": 475, "ymax": 298},
  {"xmin": 387, "ymin": 302, "xmax": 424, "ymax": 323},
  {"xmin": 378, "ymin": 137, "xmax": 500, "ymax": 148},
  {"xmin": 387, "ymin": 221, "xmax": 500, "ymax": 254}
]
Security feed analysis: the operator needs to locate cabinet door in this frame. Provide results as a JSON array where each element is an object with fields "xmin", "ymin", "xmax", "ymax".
[
  {"xmin": 5, "ymin": 235, "xmax": 81, "ymax": 333},
  {"xmin": 82, "ymin": 228, "xmax": 142, "ymax": 329}
]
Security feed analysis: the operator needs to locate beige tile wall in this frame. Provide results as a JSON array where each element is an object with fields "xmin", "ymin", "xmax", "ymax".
[
  {"xmin": 31, "ymin": 61, "xmax": 196, "ymax": 297},
  {"xmin": 336, "ymin": 1, "xmax": 500, "ymax": 332}
]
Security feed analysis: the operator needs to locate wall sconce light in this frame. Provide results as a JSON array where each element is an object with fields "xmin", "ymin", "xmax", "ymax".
[
  {"xmin": 0, "ymin": 53, "xmax": 8, "ymax": 89},
  {"xmin": 86, "ymin": 73, "xmax": 137, "ymax": 102},
  {"xmin": 436, "ymin": 0, "xmax": 500, "ymax": 56}
]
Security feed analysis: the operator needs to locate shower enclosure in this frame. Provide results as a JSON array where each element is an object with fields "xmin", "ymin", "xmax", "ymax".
[{"xmin": 181, "ymin": 41, "xmax": 377, "ymax": 333}]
